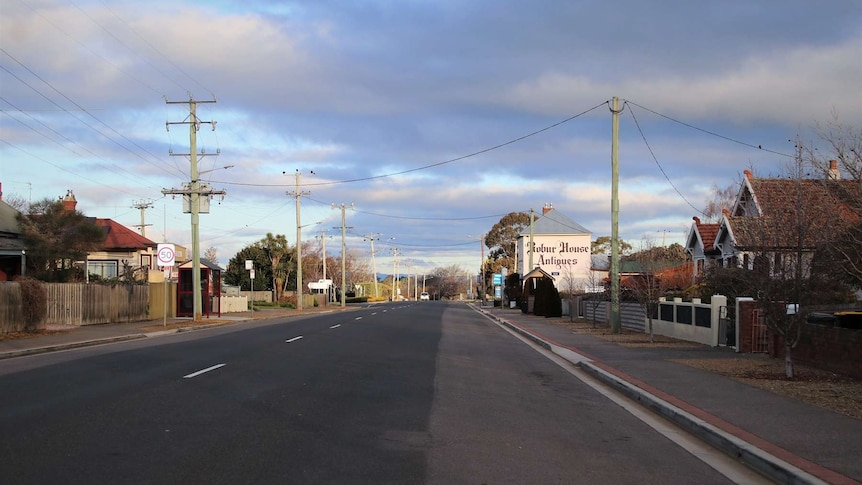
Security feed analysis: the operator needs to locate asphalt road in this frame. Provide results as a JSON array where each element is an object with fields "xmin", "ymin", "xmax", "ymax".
[{"xmin": 1, "ymin": 302, "xmax": 744, "ymax": 484}]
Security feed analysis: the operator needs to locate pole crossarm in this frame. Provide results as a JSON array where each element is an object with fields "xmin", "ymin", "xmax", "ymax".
[{"xmin": 163, "ymin": 97, "xmax": 222, "ymax": 321}]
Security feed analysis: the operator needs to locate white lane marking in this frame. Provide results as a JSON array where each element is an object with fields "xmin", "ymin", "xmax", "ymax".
[
  {"xmin": 286, "ymin": 336, "xmax": 304, "ymax": 343},
  {"xmin": 383, "ymin": 310, "xmax": 387, "ymax": 313},
  {"xmin": 371, "ymin": 312, "xmax": 378, "ymax": 315},
  {"xmin": 183, "ymin": 363, "xmax": 225, "ymax": 379},
  {"xmin": 330, "ymin": 324, "xmax": 341, "ymax": 329},
  {"xmin": 355, "ymin": 316, "xmax": 363, "ymax": 320}
]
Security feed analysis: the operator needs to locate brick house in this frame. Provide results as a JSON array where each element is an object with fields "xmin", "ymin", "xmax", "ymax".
[
  {"xmin": 60, "ymin": 191, "xmax": 158, "ymax": 281},
  {"xmin": 686, "ymin": 166, "xmax": 859, "ymax": 278}
]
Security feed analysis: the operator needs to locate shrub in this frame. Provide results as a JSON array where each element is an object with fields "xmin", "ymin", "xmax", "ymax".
[{"xmin": 19, "ymin": 277, "xmax": 47, "ymax": 332}]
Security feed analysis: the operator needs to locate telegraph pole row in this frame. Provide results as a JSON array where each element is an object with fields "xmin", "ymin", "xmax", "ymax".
[{"xmin": 162, "ymin": 97, "xmax": 225, "ymax": 322}]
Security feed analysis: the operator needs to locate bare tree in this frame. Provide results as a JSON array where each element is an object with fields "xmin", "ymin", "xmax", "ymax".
[
  {"xmin": 584, "ymin": 267, "xmax": 609, "ymax": 328},
  {"xmin": 734, "ymin": 143, "xmax": 853, "ymax": 378},
  {"xmin": 203, "ymin": 247, "xmax": 219, "ymax": 265},
  {"xmin": 805, "ymin": 119, "xmax": 862, "ymax": 289},
  {"xmin": 625, "ymin": 238, "xmax": 673, "ymax": 342},
  {"xmin": 430, "ymin": 265, "xmax": 466, "ymax": 300},
  {"xmin": 703, "ymin": 182, "xmax": 740, "ymax": 222},
  {"xmin": 557, "ymin": 263, "xmax": 583, "ymax": 322}
]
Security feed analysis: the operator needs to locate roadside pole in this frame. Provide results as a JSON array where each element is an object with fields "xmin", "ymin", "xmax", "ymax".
[{"xmin": 157, "ymin": 244, "xmax": 176, "ymax": 328}]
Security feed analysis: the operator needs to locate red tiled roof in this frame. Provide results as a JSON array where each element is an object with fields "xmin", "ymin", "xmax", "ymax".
[
  {"xmin": 728, "ymin": 178, "xmax": 860, "ymax": 249},
  {"xmin": 93, "ymin": 218, "xmax": 156, "ymax": 250},
  {"xmin": 696, "ymin": 222, "xmax": 720, "ymax": 249}
]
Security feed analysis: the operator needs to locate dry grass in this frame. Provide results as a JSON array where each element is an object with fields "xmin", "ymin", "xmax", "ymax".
[{"xmin": 551, "ymin": 317, "xmax": 862, "ymax": 420}]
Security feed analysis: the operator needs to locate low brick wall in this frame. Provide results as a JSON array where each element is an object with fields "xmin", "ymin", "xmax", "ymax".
[{"xmin": 771, "ymin": 323, "xmax": 862, "ymax": 379}]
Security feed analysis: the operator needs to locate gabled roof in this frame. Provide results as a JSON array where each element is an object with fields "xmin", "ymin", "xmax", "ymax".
[
  {"xmin": 523, "ymin": 209, "xmax": 590, "ymax": 236},
  {"xmin": 0, "ymin": 199, "xmax": 21, "ymax": 236},
  {"xmin": 724, "ymin": 174, "xmax": 860, "ymax": 250},
  {"xmin": 92, "ymin": 218, "xmax": 156, "ymax": 251},
  {"xmin": 179, "ymin": 258, "xmax": 223, "ymax": 271},
  {"xmin": 684, "ymin": 216, "xmax": 720, "ymax": 254},
  {"xmin": 523, "ymin": 266, "xmax": 554, "ymax": 280}
]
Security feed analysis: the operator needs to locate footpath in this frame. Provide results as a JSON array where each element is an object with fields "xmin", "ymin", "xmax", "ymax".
[
  {"xmin": 1, "ymin": 303, "xmax": 859, "ymax": 484},
  {"xmin": 474, "ymin": 305, "xmax": 861, "ymax": 485}
]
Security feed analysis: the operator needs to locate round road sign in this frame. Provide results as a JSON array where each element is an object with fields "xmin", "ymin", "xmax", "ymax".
[{"xmin": 157, "ymin": 244, "xmax": 176, "ymax": 267}]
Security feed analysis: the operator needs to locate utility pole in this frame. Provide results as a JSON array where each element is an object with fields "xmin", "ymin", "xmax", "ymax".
[
  {"xmin": 131, "ymin": 200, "xmax": 153, "ymax": 237},
  {"xmin": 317, "ymin": 230, "xmax": 329, "ymax": 304},
  {"xmin": 391, "ymin": 247, "xmax": 400, "ymax": 301},
  {"xmin": 332, "ymin": 203, "xmax": 353, "ymax": 308},
  {"xmin": 287, "ymin": 170, "xmax": 311, "ymax": 311},
  {"xmin": 528, "ymin": 208, "xmax": 535, "ymax": 271},
  {"xmin": 162, "ymin": 97, "xmax": 224, "ymax": 322},
  {"xmin": 365, "ymin": 233, "xmax": 383, "ymax": 298},
  {"xmin": 610, "ymin": 96, "xmax": 622, "ymax": 333},
  {"xmin": 480, "ymin": 235, "xmax": 485, "ymax": 305}
]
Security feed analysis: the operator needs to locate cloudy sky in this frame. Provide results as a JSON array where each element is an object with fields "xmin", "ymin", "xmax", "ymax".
[{"xmin": 2, "ymin": 0, "xmax": 860, "ymax": 274}]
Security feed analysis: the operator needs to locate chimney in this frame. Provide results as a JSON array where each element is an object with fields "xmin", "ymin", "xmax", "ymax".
[
  {"xmin": 743, "ymin": 169, "xmax": 753, "ymax": 179},
  {"xmin": 722, "ymin": 208, "xmax": 731, "ymax": 217},
  {"xmin": 828, "ymin": 160, "xmax": 841, "ymax": 180},
  {"xmin": 542, "ymin": 202, "xmax": 553, "ymax": 215},
  {"xmin": 692, "ymin": 216, "xmax": 701, "ymax": 225},
  {"xmin": 61, "ymin": 190, "xmax": 77, "ymax": 211}
]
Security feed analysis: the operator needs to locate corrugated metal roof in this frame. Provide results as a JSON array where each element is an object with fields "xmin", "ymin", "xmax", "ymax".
[{"xmin": 527, "ymin": 209, "xmax": 591, "ymax": 235}]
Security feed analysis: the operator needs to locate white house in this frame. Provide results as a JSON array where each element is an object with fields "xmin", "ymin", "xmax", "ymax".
[{"xmin": 517, "ymin": 204, "xmax": 592, "ymax": 291}]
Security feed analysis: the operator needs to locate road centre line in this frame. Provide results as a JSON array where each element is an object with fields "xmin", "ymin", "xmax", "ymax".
[
  {"xmin": 355, "ymin": 316, "xmax": 363, "ymax": 320},
  {"xmin": 183, "ymin": 363, "xmax": 226, "ymax": 379},
  {"xmin": 330, "ymin": 324, "xmax": 341, "ymax": 329},
  {"xmin": 286, "ymin": 336, "xmax": 304, "ymax": 343}
]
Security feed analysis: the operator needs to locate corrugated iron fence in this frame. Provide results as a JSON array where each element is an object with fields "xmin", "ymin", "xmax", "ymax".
[{"xmin": 45, "ymin": 283, "xmax": 149, "ymax": 326}]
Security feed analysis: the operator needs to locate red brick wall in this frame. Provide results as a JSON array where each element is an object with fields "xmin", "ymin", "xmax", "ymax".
[{"xmin": 771, "ymin": 323, "xmax": 862, "ymax": 379}]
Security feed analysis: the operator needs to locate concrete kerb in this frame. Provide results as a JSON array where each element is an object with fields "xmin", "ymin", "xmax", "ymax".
[
  {"xmin": 0, "ymin": 307, "xmax": 355, "ymax": 361},
  {"xmin": 0, "ymin": 334, "xmax": 148, "ymax": 360},
  {"xmin": 476, "ymin": 306, "xmax": 827, "ymax": 485}
]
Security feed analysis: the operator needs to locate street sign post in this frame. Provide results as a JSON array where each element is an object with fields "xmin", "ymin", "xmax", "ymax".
[{"xmin": 157, "ymin": 244, "xmax": 176, "ymax": 327}]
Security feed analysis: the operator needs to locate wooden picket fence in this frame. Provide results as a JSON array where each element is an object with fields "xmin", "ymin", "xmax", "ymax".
[
  {"xmin": 44, "ymin": 283, "xmax": 149, "ymax": 326},
  {"xmin": 0, "ymin": 282, "xmax": 25, "ymax": 333}
]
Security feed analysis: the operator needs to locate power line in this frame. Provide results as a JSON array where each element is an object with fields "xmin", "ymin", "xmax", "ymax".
[
  {"xmin": 625, "ymin": 101, "xmax": 705, "ymax": 216},
  {"xmin": 210, "ymin": 101, "xmax": 610, "ymax": 188},
  {"xmin": 0, "ymin": 49, "xmax": 184, "ymax": 178},
  {"xmin": 96, "ymin": 0, "xmax": 215, "ymax": 98},
  {"xmin": 624, "ymin": 100, "xmax": 793, "ymax": 158}
]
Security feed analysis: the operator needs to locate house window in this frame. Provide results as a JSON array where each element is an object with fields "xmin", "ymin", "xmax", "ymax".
[
  {"xmin": 141, "ymin": 254, "xmax": 152, "ymax": 269},
  {"xmin": 89, "ymin": 260, "xmax": 118, "ymax": 278},
  {"xmin": 743, "ymin": 253, "xmax": 751, "ymax": 269}
]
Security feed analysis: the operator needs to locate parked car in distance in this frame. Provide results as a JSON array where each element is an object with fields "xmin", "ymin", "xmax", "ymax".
[{"xmin": 420, "ymin": 292, "xmax": 430, "ymax": 301}]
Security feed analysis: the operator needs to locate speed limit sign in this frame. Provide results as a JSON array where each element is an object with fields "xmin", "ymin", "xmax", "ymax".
[{"xmin": 157, "ymin": 244, "xmax": 176, "ymax": 267}]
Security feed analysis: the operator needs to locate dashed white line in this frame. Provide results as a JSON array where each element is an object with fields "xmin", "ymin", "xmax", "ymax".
[
  {"xmin": 286, "ymin": 336, "xmax": 304, "ymax": 343},
  {"xmin": 330, "ymin": 324, "xmax": 341, "ymax": 329},
  {"xmin": 355, "ymin": 316, "xmax": 363, "ymax": 320},
  {"xmin": 371, "ymin": 312, "xmax": 378, "ymax": 315},
  {"xmin": 183, "ymin": 363, "xmax": 225, "ymax": 379}
]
